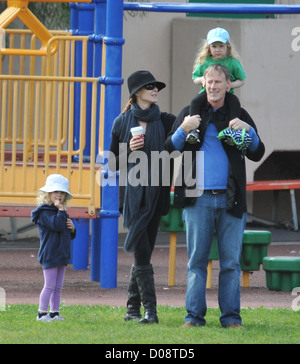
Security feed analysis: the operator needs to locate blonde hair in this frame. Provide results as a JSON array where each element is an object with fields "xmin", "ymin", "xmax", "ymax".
[
  {"xmin": 193, "ymin": 39, "xmax": 241, "ymax": 70},
  {"xmin": 36, "ymin": 191, "xmax": 68, "ymax": 208}
]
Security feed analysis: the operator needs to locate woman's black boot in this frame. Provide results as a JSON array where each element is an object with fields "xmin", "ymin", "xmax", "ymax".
[
  {"xmin": 135, "ymin": 264, "xmax": 159, "ymax": 324},
  {"xmin": 124, "ymin": 265, "xmax": 142, "ymax": 321}
]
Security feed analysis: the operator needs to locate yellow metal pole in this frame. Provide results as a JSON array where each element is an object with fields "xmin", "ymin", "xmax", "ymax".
[
  {"xmin": 0, "ymin": 0, "xmax": 58, "ymax": 56},
  {"xmin": 56, "ymin": 80, "xmax": 64, "ymax": 172},
  {"xmin": 98, "ymin": 39, "xmax": 106, "ymax": 156},
  {"xmin": 89, "ymin": 81, "xmax": 98, "ymax": 216},
  {"xmin": 241, "ymin": 271, "xmax": 250, "ymax": 287},
  {"xmin": 168, "ymin": 232, "xmax": 177, "ymax": 287},
  {"xmin": 22, "ymin": 81, "xmax": 29, "ymax": 192},
  {"xmin": 0, "ymin": 81, "xmax": 7, "ymax": 191},
  {"xmin": 11, "ymin": 80, "xmax": 18, "ymax": 192},
  {"xmin": 206, "ymin": 260, "xmax": 212, "ymax": 289},
  {"xmin": 33, "ymin": 81, "xmax": 40, "ymax": 192}
]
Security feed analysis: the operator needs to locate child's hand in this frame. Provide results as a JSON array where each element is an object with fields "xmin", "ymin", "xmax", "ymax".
[
  {"xmin": 66, "ymin": 218, "xmax": 75, "ymax": 233},
  {"xmin": 54, "ymin": 199, "xmax": 64, "ymax": 211},
  {"xmin": 193, "ymin": 77, "xmax": 205, "ymax": 87},
  {"xmin": 229, "ymin": 118, "xmax": 250, "ymax": 132},
  {"xmin": 181, "ymin": 114, "xmax": 201, "ymax": 134}
]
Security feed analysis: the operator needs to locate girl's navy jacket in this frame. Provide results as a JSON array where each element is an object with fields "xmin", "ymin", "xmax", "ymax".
[{"xmin": 31, "ymin": 204, "xmax": 76, "ymax": 269}]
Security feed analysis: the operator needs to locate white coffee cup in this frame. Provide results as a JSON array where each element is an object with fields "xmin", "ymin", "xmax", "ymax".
[{"xmin": 131, "ymin": 126, "xmax": 144, "ymax": 138}]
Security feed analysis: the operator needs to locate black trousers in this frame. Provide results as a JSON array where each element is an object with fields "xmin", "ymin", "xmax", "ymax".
[{"xmin": 133, "ymin": 210, "xmax": 162, "ymax": 266}]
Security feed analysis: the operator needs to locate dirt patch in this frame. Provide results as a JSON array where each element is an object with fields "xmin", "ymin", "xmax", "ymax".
[{"xmin": 1, "ymin": 243, "xmax": 299, "ymax": 309}]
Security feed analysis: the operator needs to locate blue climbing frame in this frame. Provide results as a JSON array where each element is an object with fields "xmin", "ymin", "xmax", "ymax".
[{"xmin": 85, "ymin": 1, "xmax": 300, "ymax": 288}]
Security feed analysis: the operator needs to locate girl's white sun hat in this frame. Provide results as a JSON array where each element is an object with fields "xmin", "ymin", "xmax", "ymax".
[{"xmin": 39, "ymin": 174, "xmax": 73, "ymax": 200}]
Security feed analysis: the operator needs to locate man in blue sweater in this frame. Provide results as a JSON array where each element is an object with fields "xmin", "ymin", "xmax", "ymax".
[{"xmin": 165, "ymin": 64, "xmax": 265, "ymax": 328}]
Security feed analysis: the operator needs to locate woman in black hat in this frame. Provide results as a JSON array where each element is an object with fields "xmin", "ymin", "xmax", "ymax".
[{"xmin": 109, "ymin": 70, "xmax": 176, "ymax": 324}]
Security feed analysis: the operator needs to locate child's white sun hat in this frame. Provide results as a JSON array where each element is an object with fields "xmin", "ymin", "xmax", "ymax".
[{"xmin": 39, "ymin": 174, "xmax": 73, "ymax": 200}]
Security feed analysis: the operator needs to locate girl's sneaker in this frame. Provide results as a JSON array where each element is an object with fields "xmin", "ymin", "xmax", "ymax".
[
  {"xmin": 36, "ymin": 314, "xmax": 51, "ymax": 322},
  {"xmin": 49, "ymin": 312, "xmax": 64, "ymax": 321},
  {"xmin": 50, "ymin": 315, "xmax": 64, "ymax": 321}
]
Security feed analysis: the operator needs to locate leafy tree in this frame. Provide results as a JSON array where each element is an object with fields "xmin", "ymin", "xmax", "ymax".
[
  {"xmin": 0, "ymin": 0, "xmax": 149, "ymax": 31},
  {"xmin": 29, "ymin": 3, "xmax": 71, "ymax": 30}
]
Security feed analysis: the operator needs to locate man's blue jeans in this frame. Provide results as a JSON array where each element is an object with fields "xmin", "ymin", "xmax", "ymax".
[{"xmin": 183, "ymin": 191, "xmax": 246, "ymax": 327}]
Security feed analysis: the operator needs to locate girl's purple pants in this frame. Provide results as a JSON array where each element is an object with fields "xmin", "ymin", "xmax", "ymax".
[{"xmin": 39, "ymin": 266, "xmax": 66, "ymax": 312}]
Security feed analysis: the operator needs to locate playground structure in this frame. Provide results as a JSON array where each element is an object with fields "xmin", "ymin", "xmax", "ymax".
[
  {"xmin": 1, "ymin": 1, "xmax": 300, "ymax": 289},
  {"xmin": 0, "ymin": 0, "xmax": 124, "ymax": 288}
]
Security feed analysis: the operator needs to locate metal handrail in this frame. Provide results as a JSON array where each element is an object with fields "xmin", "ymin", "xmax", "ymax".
[{"xmin": 123, "ymin": 2, "xmax": 300, "ymax": 14}]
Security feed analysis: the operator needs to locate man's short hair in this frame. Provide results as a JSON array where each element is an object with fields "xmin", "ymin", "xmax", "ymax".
[{"xmin": 204, "ymin": 64, "xmax": 231, "ymax": 81}]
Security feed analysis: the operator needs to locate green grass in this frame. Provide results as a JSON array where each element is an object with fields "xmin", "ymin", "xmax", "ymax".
[{"xmin": 0, "ymin": 305, "xmax": 299, "ymax": 344}]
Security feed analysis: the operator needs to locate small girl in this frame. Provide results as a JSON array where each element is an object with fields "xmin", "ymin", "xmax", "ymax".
[
  {"xmin": 192, "ymin": 27, "xmax": 246, "ymax": 93},
  {"xmin": 188, "ymin": 28, "xmax": 246, "ymax": 142},
  {"xmin": 31, "ymin": 174, "xmax": 76, "ymax": 322}
]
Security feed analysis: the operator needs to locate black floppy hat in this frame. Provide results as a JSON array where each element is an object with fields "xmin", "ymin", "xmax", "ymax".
[{"xmin": 127, "ymin": 70, "xmax": 166, "ymax": 98}]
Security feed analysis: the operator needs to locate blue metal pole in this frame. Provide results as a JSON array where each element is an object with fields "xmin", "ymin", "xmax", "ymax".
[
  {"xmin": 98, "ymin": 0, "xmax": 124, "ymax": 288},
  {"xmin": 90, "ymin": 0, "xmax": 107, "ymax": 283},
  {"xmin": 71, "ymin": 219, "xmax": 90, "ymax": 270},
  {"xmin": 92, "ymin": 0, "xmax": 107, "ymax": 157},
  {"xmin": 69, "ymin": 3, "xmax": 95, "ymax": 271},
  {"xmin": 69, "ymin": 3, "xmax": 79, "ymax": 30},
  {"xmin": 93, "ymin": 0, "xmax": 107, "ymax": 76},
  {"xmin": 90, "ymin": 217, "xmax": 101, "ymax": 282},
  {"xmin": 123, "ymin": 2, "xmax": 300, "ymax": 14},
  {"xmin": 72, "ymin": 2, "xmax": 95, "ymax": 161}
]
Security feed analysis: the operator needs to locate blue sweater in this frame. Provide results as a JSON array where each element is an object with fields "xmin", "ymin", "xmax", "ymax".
[
  {"xmin": 31, "ymin": 204, "xmax": 76, "ymax": 269},
  {"xmin": 171, "ymin": 124, "xmax": 259, "ymax": 190}
]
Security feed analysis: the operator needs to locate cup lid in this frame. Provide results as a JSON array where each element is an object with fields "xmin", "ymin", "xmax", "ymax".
[{"xmin": 131, "ymin": 126, "xmax": 144, "ymax": 134}]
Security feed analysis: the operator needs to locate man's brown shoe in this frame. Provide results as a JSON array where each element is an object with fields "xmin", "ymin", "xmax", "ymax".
[
  {"xmin": 227, "ymin": 323, "xmax": 243, "ymax": 329},
  {"xmin": 181, "ymin": 322, "xmax": 196, "ymax": 328}
]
